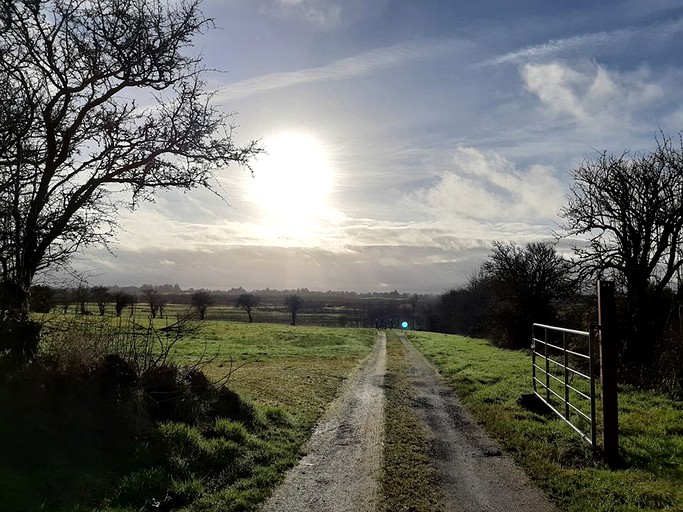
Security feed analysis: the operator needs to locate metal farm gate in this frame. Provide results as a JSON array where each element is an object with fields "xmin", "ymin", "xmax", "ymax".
[
  {"xmin": 531, "ymin": 323, "xmax": 597, "ymax": 446},
  {"xmin": 530, "ymin": 281, "xmax": 619, "ymax": 462}
]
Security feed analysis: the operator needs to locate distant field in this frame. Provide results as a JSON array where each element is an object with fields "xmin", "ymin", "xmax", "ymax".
[
  {"xmin": 174, "ymin": 321, "xmax": 377, "ymax": 423},
  {"xmin": 408, "ymin": 331, "xmax": 683, "ymax": 512},
  {"xmin": 58, "ymin": 299, "xmax": 396, "ymax": 327}
]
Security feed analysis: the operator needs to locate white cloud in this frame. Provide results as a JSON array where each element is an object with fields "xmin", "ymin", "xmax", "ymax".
[
  {"xmin": 483, "ymin": 31, "xmax": 624, "ymax": 67},
  {"xmin": 409, "ymin": 147, "xmax": 565, "ymax": 227},
  {"xmin": 521, "ymin": 61, "xmax": 663, "ymax": 131}
]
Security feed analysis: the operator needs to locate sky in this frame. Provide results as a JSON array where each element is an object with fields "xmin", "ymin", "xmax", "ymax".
[{"xmin": 74, "ymin": 0, "xmax": 683, "ymax": 294}]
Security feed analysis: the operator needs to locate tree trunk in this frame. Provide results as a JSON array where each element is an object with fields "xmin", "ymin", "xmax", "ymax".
[{"xmin": 0, "ymin": 278, "xmax": 40, "ymax": 366}]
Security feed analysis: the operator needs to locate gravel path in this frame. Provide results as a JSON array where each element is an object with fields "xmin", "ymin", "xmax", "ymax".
[
  {"xmin": 261, "ymin": 331, "xmax": 556, "ymax": 511},
  {"xmin": 260, "ymin": 331, "xmax": 387, "ymax": 512},
  {"xmin": 397, "ymin": 332, "xmax": 557, "ymax": 512}
]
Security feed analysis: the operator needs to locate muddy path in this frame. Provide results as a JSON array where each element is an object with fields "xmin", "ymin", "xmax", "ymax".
[
  {"xmin": 261, "ymin": 331, "xmax": 556, "ymax": 511},
  {"xmin": 261, "ymin": 331, "xmax": 386, "ymax": 512}
]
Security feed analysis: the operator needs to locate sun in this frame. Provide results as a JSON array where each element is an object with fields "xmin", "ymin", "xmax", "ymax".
[{"xmin": 248, "ymin": 131, "xmax": 336, "ymax": 240}]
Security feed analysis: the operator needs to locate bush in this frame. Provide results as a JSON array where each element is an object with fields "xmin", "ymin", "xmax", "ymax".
[
  {"xmin": 654, "ymin": 330, "xmax": 683, "ymax": 398},
  {"xmin": 212, "ymin": 386, "xmax": 257, "ymax": 425},
  {"xmin": 0, "ymin": 318, "xmax": 41, "ymax": 369},
  {"xmin": 0, "ymin": 315, "xmax": 280, "ymax": 512}
]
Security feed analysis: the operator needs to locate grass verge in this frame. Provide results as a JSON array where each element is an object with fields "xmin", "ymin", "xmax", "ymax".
[
  {"xmin": 380, "ymin": 331, "xmax": 443, "ymax": 512},
  {"xmin": 1, "ymin": 320, "xmax": 376, "ymax": 511},
  {"xmin": 407, "ymin": 331, "xmax": 683, "ymax": 512}
]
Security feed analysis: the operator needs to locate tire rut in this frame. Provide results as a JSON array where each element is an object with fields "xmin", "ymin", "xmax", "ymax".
[{"xmin": 397, "ymin": 332, "xmax": 557, "ymax": 512}]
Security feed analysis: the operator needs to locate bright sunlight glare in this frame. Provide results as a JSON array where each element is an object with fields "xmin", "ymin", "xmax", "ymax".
[{"xmin": 248, "ymin": 131, "xmax": 337, "ymax": 242}]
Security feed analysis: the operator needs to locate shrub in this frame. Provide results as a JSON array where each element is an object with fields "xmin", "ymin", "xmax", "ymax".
[
  {"xmin": 654, "ymin": 330, "xmax": 683, "ymax": 398},
  {"xmin": 213, "ymin": 386, "xmax": 257, "ymax": 425}
]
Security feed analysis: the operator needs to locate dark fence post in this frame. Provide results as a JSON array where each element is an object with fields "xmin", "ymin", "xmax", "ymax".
[{"xmin": 598, "ymin": 280, "xmax": 619, "ymax": 465}]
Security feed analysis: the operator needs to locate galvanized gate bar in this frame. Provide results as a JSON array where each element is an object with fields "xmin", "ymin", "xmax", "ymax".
[{"xmin": 531, "ymin": 323, "xmax": 597, "ymax": 448}]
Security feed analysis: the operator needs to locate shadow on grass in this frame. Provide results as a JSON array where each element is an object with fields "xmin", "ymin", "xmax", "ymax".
[{"xmin": 0, "ymin": 377, "xmax": 148, "ymax": 512}]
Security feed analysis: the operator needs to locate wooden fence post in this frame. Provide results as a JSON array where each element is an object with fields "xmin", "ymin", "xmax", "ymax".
[{"xmin": 598, "ymin": 280, "xmax": 619, "ymax": 465}]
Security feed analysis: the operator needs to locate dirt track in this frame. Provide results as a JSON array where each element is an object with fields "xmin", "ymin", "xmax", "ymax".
[
  {"xmin": 261, "ymin": 332, "xmax": 386, "ymax": 512},
  {"xmin": 261, "ymin": 331, "xmax": 556, "ymax": 511},
  {"xmin": 396, "ymin": 332, "xmax": 556, "ymax": 512}
]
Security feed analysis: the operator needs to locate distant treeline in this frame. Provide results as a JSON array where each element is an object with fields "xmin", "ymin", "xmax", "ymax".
[
  {"xmin": 422, "ymin": 241, "xmax": 682, "ymax": 398},
  {"xmin": 28, "ymin": 282, "xmax": 436, "ymax": 330}
]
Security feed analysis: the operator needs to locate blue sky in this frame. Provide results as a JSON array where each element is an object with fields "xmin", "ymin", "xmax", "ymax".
[{"xmin": 76, "ymin": 0, "xmax": 683, "ymax": 293}]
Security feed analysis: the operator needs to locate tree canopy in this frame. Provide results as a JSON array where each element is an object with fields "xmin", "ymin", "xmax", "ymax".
[
  {"xmin": 235, "ymin": 293, "xmax": 260, "ymax": 323},
  {"xmin": 0, "ymin": 0, "xmax": 260, "ymax": 322},
  {"xmin": 561, "ymin": 134, "xmax": 683, "ymax": 365}
]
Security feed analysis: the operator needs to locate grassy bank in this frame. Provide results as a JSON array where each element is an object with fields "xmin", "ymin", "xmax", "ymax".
[
  {"xmin": 408, "ymin": 331, "xmax": 683, "ymax": 512},
  {"xmin": 175, "ymin": 321, "xmax": 377, "ymax": 425},
  {"xmin": 1, "ymin": 320, "xmax": 375, "ymax": 511},
  {"xmin": 380, "ymin": 331, "xmax": 443, "ymax": 511}
]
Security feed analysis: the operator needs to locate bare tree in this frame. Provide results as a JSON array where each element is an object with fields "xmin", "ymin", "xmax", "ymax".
[
  {"xmin": 190, "ymin": 289, "xmax": 213, "ymax": 320},
  {"xmin": 74, "ymin": 282, "xmax": 91, "ymax": 315},
  {"xmin": 90, "ymin": 285, "xmax": 110, "ymax": 316},
  {"xmin": 114, "ymin": 291, "xmax": 134, "ymax": 317},
  {"xmin": 141, "ymin": 285, "xmax": 165, "ymax": 319},
  {"xmin": 284, "ymin": 294, "xmax": 304, "ymax": 326},
  {"xmin": 561, "ymin": 134, "xmax": 683, "ymax": 366},
  {"xmin": 56, "ymin": 287, "xmax": 75, "ymax": 314},
  {"xmin": 235, "ymin": 293, "xmax": 260, "ymax": 323},
  {"xmin": 0, "ymin": 0, "xmax": 260, "ymax": 361},
  {"xmin": 480, "ymin": 241, "xmax": 576, "ymax": 348}
]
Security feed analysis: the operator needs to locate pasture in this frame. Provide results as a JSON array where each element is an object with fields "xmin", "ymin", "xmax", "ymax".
[
  {"xmin": 2, "ymin": 311, "xmax": 681, "ymax": 511},
  {"xmin": 0, "ymin": 316, "xmax": 375, "ymax": 511}
]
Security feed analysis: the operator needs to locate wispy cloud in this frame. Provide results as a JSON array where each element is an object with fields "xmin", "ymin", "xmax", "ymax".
[
  {"xmin": 483, "ymin": 17, "xmax": 683, "ymax": 66},
  {"xmin": 483, "ymin": 31, "xmax": 624, "ymax": 66},
  {"xmin": 267, "ymin": 0, "xmax": 342, "ymax": 29},
  {"xmin": 217, "ymin": 39, "xmax": 464, "ymax": 100}
]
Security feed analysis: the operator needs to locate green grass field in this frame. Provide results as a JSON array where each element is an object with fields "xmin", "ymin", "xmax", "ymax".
[
  {"xmin": 1, "ymin": 319, "xmax": 376, "ymax": 512},
  {"xmin": 407, "ymin": 331, "xmax": 683, "ymax": 512},
  {"xmin": 175, "ymin": 321, "xmax": 377, "ymax": 424},
  {"xmin": 4, "ymin": 316, "xmax": 681, "ymax": 511}
]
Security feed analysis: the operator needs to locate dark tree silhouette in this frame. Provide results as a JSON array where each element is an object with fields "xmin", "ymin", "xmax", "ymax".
[
  {"xmin": 191, "ymin": 290, "xmax": 213, "ymax": 320},
  {"xmin": 29, "ymin": 284, "xmax": 55, "ymax": 313},
  {"xmin": 409, "ymin": 293, "xmax": 419, "ymax": 329},
  {"xmin": 91, "ymin": 285, "xmax": 110, "ymax": 316},
  {"xmin": 55, "ymin": 287, "xmax": 75, "ymax": 314},
  {"xmin": 435, "ymin": 269, "xmax": 493, "ymax": 337},
  {"xmin": 141, "ymin": 285, "xmax": 166, "ymax": 319},
  {"xmin": 481, "ymin": 241, "xmax": 576, "ymax": 348},
  {"xmin": 284, "ymin": 294, "xmax": 304, "ymax": 326},
  {"xmin": 75, "ymin": 282, "xmax": 91, "ymax": 315},
  {"xmin": 0, "ymin": 0, "xmax": 260, "ymax": 362},
  {"xmin": 235, "ymin": 293, "xmax": 260, "ymax": 323},
  {"xmin": 114, "ymin": 291, "xmax": 134, "ymax": 317},
  {"xmin": 561, "ymin": 134, "xmax": 683, "ymax": 367}
]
